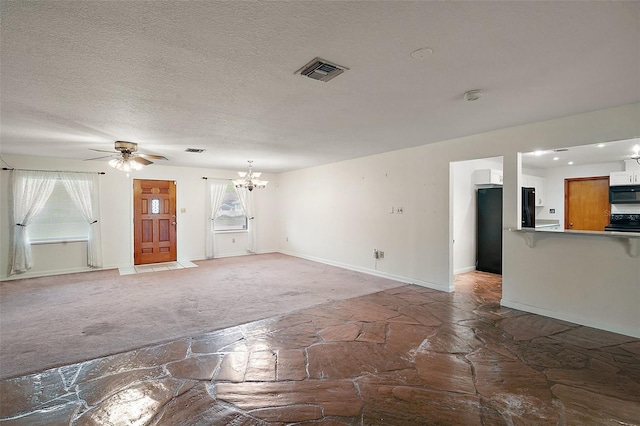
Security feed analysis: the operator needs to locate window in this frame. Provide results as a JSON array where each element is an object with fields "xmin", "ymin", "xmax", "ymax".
[
  {"xmin": 29, "ymin": 181, "xmax": 89, "ymax": 242},
  {"xmin": 213, "ymin": 184, "xmax": 247, "ymax": 231}
]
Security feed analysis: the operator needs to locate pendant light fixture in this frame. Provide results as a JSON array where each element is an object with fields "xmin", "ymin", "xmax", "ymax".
[
  {"xmin": 632, "ymin": 144, "xmax": 640, "ymax": 165},
  {"xmin": 233, "ymin": 160, "xmax": 268, "ymax": 191}
]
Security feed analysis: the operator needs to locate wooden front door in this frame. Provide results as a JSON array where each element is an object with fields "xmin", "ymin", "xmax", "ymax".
[
  {"xmin": 134, "ymin": 179, "xmax": 177, "ymax": 265},
  {"xmin": 565, "ymin": 176, "xmax": 610, "ymax": 231}
]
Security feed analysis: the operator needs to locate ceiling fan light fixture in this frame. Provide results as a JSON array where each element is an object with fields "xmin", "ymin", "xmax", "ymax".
[
  {"xmin": 89, "ymin": 140, "xmax": 167, "ymax": 170},
  {"xmin": 108, "ymin": 157, "xmax": 143, "ymax": 172}
]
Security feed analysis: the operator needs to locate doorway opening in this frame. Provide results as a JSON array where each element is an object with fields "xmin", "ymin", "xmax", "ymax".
[{"xmin": 450, "ymin": 156, "xmax": 504, "ymax": 294}]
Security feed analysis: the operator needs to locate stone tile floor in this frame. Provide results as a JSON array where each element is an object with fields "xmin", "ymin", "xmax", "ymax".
[{"xmin": 1, "ymin": 271, "xmax": 639, "ymax": 425}]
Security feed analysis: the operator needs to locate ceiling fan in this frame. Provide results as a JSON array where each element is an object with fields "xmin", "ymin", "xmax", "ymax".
[{"xmin": 87, "ymin": 141, "xmax": 168, "ymax": 171}]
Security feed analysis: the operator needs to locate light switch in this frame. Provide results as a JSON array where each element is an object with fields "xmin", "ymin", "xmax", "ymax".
[{"xmin": 180, "ymin": 208, "xmax": 186, "ymax": 213}]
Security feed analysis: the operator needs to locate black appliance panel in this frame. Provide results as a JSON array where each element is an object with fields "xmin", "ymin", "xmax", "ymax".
[
  {"xmin": 604, "ymin": 214, "xmax": 640, "ymax": 232},
  {"xmin": 522, "ymin": 187, "xmax": 535, "ymax": 228},
  {"xmin": 609, "ymin": 185, "xmax": 640, "ymax": 204},
  {"xmin": 477, "ymin": 187, "xmax": 503, "ymax": 274}
]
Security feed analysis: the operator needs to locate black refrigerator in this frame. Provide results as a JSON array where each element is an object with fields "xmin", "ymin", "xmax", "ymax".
[
  {"xmin": 477, "ymin": 187, "xmax": 502, "ymax": 274},
  {"xmin": 522, "ymin": 187, "xmax": 535, "ymax": 228}
]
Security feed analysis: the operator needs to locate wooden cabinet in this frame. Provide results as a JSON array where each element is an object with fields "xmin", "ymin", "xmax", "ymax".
[
  {"xmin": 522, "ymin": 174, "xmax": 545, "ymax": 206},
  {"xmin": 473, "ymin": 169, "xmax": 503, "ymax": 186},
  {"xmin": 610, "ymin": 171, "xmax": 640, "ymax": 186}
]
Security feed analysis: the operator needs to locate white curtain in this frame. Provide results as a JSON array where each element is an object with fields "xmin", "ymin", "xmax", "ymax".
[
  {"xmin": 9, "ymin": 170, "xmax": 57, "ymax": 275},
  {"xmin": 206, "ymin": 182, "xmax": 228, "ymax": 258},
  {"xmin": 234, "ymin": 186, "xmax": 256, "ymax": 253},
  {"xmin": 59, "ymin": 172, "xmax": 103, "ymax": 268}
]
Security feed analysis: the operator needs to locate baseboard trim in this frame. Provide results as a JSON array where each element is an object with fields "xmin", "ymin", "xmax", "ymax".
[
  {"xmin": 212, "ymin": 251, "xmax": 251, "ymax": 259},
  {"xmin": 500, "ymin": 299, "xmax": 640, "ymax": 339},
  {"xmin": 279, "ymin": 250, "xmax": 452, "ymax": 292},
  {"xmin": 0, "ymin": 266, "xmax": 97, "ymax": 282},
  {"xmin": 454, "ymin": 266, "xmax": 476, "ymax": 275},
  {"xmin": 201, "ymin": 249, "xmax": 278, "ymax": 261}
]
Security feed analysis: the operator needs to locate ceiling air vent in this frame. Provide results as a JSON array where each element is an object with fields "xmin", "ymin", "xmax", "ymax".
[
  {"xmin": 185, "ymin": 148, "xmax": 206, "ymax": 153},
  {"xmin": 295, "ymin": 57, "xmax": 348, "ymax": 82}
]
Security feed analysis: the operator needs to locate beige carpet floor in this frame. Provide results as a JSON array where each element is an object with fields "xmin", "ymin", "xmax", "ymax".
[{"xmin": 0, "ymin": 253, "xmax": 403, "ymax": 379}]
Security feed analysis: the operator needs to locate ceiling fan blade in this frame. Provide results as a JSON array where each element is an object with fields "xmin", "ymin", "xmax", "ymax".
[
  {"xmin": 85, "ymin": 155, "xmax": 115, "ymax": 161},
  {"xmin": 131, "ymin": 156, "xmax": 153, "ymax": 166},
  {"xmin": 137, "ymin": 153, "xmax": 168, "ymax": 160},
  {"xmin": 89, "ymin": 148, "xmax": 118, "ymax": 153}
]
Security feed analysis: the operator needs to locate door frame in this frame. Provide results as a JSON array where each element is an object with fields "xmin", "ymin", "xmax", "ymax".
[{"xmin": 131, "ymin": 178, "xmax": 179, "ymax": 265}]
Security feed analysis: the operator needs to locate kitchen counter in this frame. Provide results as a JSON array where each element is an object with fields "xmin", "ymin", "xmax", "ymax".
[{"xmin": 509, "ymin": 227, "xmax": 640, "ymax": 257}]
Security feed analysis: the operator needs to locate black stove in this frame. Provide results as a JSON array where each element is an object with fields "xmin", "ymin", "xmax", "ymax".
[{"xmin": 604, "ymin": 214, "xmax": 640, "ymax": 232}]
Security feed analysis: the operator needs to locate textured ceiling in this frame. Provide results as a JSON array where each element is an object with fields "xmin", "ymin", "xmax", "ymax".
[{"xmin": 1, "ymin": 1, "xmax": 639, "ymax": 173}]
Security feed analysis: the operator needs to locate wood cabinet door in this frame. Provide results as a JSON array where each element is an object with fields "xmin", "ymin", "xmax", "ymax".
[
  {"xmin": 564, "ymin": 177, "xmax": 610, "ymax": 231},
  {"xmin": 134, "ymin": 179, "xmax": 177, "ymax": 265}
]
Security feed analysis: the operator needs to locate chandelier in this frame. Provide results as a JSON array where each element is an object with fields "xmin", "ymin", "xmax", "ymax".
[
  {"xmin": 108, "ymin": 154, "xmax": 143, "ymax": 172},
  {"xmin": 233, "ymin": 160, "xmax": 268, "ymax": 191}
]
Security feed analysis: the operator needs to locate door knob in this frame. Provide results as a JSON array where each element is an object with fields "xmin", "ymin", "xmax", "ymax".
[
  {"xmin": 569, "ymin": 222, "xmax": 574, "ymax": 227},
  {"xmin": 172, "ymin": 222, "xmax": 177, "ymax": 226}
]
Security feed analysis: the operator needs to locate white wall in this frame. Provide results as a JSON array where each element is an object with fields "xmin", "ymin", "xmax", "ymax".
[
  {"xmin": 452, "ymin": 157, "xmax": 503, "ymax": 274},
  {"xmin": 278, "ymin": 149, "xmax": 452, "ymax": 291},
  {"xmin": 0, "ymin": 155, "xmax": 279, "ymax": 279},
  {"xmin": 278, "ymin": 103, "xmax": 640, "ymax": 337}
]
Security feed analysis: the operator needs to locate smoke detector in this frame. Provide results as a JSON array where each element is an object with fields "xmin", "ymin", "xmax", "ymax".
[{"xmin": 295, "ymin": 57, "xmax": 349, "ymax": 82}]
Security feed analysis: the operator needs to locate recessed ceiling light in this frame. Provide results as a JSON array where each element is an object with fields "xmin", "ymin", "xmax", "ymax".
[
  {"xmin": 596, "ymin": 143, "xmax": 606, "ymax": 148},
  {"xmin": 410, "ymin": 47, "xmax": 433, "ymax": 60},
  {"xmin": 463, "ymin": 90, "xmax": 482, "ymax": 102},
  {"xmin": 568, "ymin": 161, "xmax": 574, "ymax": 165},
  {"xmin": 533, "ymin": 150, "xmax": 546, "ymax": 156},
  {"xmin": 553, "ymin": 157, "xmax": 559, "ymax": 161}
]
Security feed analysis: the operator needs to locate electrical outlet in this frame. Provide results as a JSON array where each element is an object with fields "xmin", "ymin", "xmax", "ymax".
[
  {"xmin": 286, "ymin": 237, "xmax": 289, "ymax": 242},
  {"xmin": 378, "ymin": 251, "xmax": 384, "ymax": 259},
  {"xmin": 397, "ymin": 207, "xmax": 403, "ymax": 214},
  {"xmin": 373, "ymin": 249, "xmax": 379, "ymax": 259},
  {"xmin": 232, "ymin": 238, "xmax": 236, "ymax": 243}
]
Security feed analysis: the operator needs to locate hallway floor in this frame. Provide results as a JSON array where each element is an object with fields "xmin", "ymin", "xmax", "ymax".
[{"xmin": 2, "ymin": 271, "xmax": 639, "ymax": 425}]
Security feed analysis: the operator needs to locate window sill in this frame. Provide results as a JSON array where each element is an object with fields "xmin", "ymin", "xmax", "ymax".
[
  {"xmin": 214, "ymin": 230, "xmax": 248, "ymax": 234},
  {"xmin": 31, "ymin": 238, "xmax": 88, "ymax": 245}
]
